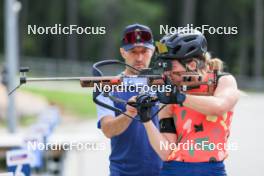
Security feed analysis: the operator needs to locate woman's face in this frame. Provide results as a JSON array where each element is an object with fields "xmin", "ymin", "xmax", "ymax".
[
  {"xmin": 164, "ymin": 59, "xmax": 197, "ymax": 84},
  {"xmin": 164, "ymin": 60, "xmax": 186, "ymax": 84}
]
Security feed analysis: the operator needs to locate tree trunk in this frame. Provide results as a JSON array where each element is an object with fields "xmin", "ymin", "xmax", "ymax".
[
  {"xmin": 254, "ymin": 0, "xmax": 263, "ymax": 78},
  {"xmin": 182, "ymin": 0, "xmax": 197, "ymax": 25},
  {"xmin": 100, "ymin": 0, "xmax": 118, "ymax": 59},
  {"xmin": 50, "ymin": 0, "xmax": 64, "ymax": 59},
  {"xmin": 67, "ymin": 0, "xmax": 78, "ymax": 61},
  {"xmin": 238, "ymin": 13, "xmax": 249, "ymax": 76}
]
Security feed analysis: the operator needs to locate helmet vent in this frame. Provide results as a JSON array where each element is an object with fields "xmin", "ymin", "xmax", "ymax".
[
  {"xmin": 184, "ymin": 37, "xmax": 196, "ymax": 42},
  {"xmin": 187, "ymin": 46, "xmax": 196, "ymax": 53},
  {"xmin": 169, "ymin": 34, "xmax": 178, "ymax": 42},
  {"xmin": 172, "ymin": 45, "xmax": 181, "ymax": 54}
]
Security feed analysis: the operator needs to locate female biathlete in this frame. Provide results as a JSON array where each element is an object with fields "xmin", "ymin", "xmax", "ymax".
[{"xmin": 135, "ymin": 29, "xmax": 240, "ymax": 176}]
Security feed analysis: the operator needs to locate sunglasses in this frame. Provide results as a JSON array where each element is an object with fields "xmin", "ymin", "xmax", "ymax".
[{"xmin": 123, "ymin": 30, "xmax": 153, "ymax": 44}]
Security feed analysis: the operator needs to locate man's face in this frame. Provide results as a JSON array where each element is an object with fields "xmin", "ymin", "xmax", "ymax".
[{"xmin": 120, "ymin": 46, "xmax": 154, "ymax": 74}]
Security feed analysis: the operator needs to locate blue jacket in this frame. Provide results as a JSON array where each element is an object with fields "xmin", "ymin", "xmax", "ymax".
[{"xmin": 97, "ymin": 91, "xmax": 162, "ymax": 176}]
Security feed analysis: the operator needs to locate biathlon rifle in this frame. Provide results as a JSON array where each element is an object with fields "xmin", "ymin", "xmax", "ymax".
[{"xmin": 8, "ymin": 59, "xmax": 217, "ymax": 121}]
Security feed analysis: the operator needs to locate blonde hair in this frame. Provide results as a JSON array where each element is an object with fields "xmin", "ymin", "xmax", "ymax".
[{"xmin": 196, "ymin": 52, "xmax": 224, "ymax": 74}]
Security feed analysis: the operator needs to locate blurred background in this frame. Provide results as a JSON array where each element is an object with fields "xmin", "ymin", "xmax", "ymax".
[
  {"xmin": 0, "ymin": 0, "xmax": 263, "ymax": 80},
  {"xmin": 0, "ymin": 0, "xmax": 263, "ymax": 175}
]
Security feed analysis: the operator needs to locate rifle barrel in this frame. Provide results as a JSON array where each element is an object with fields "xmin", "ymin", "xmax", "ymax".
[{"xmin": 25, "ymin": 76, "xmax": 120, "ymax": 82}]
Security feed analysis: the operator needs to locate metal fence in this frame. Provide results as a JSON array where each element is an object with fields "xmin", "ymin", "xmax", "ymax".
[{"xmin": 19, "ymin": 57, "xmax": 94, "ymax": 77}]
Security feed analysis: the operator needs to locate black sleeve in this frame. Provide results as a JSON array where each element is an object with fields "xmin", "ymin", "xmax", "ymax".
[{"xmin": 159, "ymin": 117, "xmax": 176, "ymax": 133}]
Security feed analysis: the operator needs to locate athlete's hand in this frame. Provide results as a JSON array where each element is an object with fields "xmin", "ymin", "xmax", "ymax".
[
  {"xmin": 157, "ymin": 86, "xmax": 186, "ymax": 105},
  {"xmin": 135, "ymin": 94, "xmax": 154, "ymax": 123}
]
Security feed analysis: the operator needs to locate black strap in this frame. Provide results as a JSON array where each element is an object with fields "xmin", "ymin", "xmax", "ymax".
[{"xmin": 159, "ymin": 117, "xmax": 176, "ymax": 133}]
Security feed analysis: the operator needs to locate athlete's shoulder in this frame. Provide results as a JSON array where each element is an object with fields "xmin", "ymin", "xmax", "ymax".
[{"xmin": 217, "ymin": 73, "xmax": 237, "ymax": 88}]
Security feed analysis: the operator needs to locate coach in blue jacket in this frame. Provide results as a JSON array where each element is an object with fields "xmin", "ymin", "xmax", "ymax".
[{"xmin": 96, "ymin": 23, "xmax": 162, "ymax": 176}]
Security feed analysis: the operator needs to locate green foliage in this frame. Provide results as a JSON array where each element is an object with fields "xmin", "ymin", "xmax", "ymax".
[
  {"xmin": 79, "ymin": 0, "xmax": 165, "ymax": 60},
  {"xmin": 21, "ymin": 87, "xmax": 97, "ymax": 119},
  {"xmin": 0, "ymin": 0, "xmax": 261, "ymax": 77},
  {"xmin": 19, "ymin": 115, "xmax": 38, "ymax": 126}
]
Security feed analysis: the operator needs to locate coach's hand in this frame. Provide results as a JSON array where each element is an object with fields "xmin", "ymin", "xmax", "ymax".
[{"xmin": 126, "ymin": 96, "xmax": 138, "ymax": 117}]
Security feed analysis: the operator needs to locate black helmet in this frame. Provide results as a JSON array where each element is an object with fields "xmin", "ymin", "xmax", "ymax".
[{"xmin": 157, "ymin": 29, "xmax": 207, "ymax": 60}]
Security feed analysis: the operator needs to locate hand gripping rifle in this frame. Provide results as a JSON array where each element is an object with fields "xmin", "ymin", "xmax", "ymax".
[{"xmin": 9, "ymin": 60, "xmax": 217, "ymax": 121}]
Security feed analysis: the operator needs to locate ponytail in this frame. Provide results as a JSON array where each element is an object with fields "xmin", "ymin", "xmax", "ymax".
[
  {"xmin": 203, "ymin": 52, "xmax": 224, "ymax": 72},
  {"xmin": 208, "ymin": 58, "xmax": 223, "ymax": 72}
]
